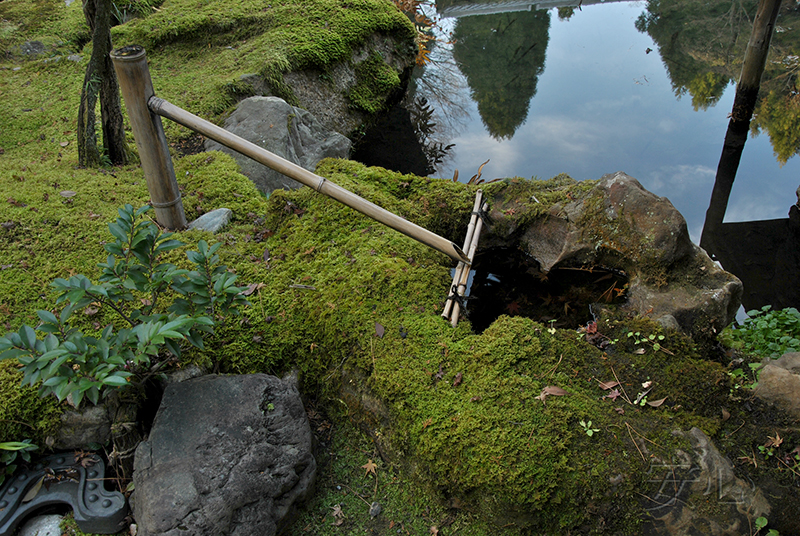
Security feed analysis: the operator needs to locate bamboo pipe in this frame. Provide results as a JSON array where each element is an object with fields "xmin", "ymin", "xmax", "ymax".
[
  {"xmin": 110, "ymin": 45, "xmax": 186, "ymax": 230},
  {"xmin": 442, "ymin": 189, "xmax": 483, "ymax": 320},
  {"xmin": 148, "ymin": 96, "xmax": 470, "ymax": 264},
  {"xmin": 450, "ymin": 201, "xmax": 489, "ymax": 327}
]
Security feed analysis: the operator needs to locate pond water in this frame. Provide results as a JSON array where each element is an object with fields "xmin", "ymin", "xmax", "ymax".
[
  {"xmin": 379, "ymin": 0, "xmax": 800, "ymax": 244},
  {"xmin": 353, "ymin": 0, "xmax": 800, "ymax": 315}
]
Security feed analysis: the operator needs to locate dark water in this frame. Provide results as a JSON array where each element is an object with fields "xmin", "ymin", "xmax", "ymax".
[{"xmin": 357, "ymin": 0, "xmax": 800, "ymax": 313}]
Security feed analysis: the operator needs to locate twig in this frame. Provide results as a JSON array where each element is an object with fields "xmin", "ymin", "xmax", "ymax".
[
  {"xmin": 609, "ymin": 364, "xmax": 633, "ymax": 405},
  {"xmin": 541, "ymin": 353, "xmax": 563, "ymax": 379},
  {"xmin": 626, "ymin": 422, "xmax": 647, "ymax": 462},
  {"xmin": 341, "ymin": 483, "xmax": 371, "ymax": 506},
  {"xmin": 0, "ymin": 419, "xmax": 35, "ymax": 429},
  {"xmin": 724, "ymin": 420, "xmax": 746, "ymax": 439}
]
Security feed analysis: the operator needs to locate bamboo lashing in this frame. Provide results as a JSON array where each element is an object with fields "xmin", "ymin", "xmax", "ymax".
[
  {"xmin": 442, "ymin": 189, "xmax": 483, "ymax": 320},
  {"xmin": 449, "ymin": 200, "xmax": 489, "ymax": 327},
  {"xmin": 147, "ymin": 96, "xmax": 470, "ymax": 265}
]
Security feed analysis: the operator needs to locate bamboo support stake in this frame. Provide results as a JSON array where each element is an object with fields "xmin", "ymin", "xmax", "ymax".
[
  {"xmin": 442, "ymin": 190, "xmax": 483, "ymax": 320},
  {"xmin": 110, "ymin": 45, "xmax": 186, "ymax": 230},
  {"xmin": 147, "ymin": 96, "xmax": 470, "ymax": 264},
  {"xmin": 450, "ymin": 201, "xmax": 489, "ymax": 327}
]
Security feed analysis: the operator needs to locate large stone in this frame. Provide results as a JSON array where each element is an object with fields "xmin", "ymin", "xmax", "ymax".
[
  {"xmin": 132, "ymin": 374, "xmax": 315, "ymax": 536},
  {"xmin": 235, "ymin": 33, "xmax": 416, "ymax": 137},
  {"xmin": 204, "ymin": 97, "xmax": 351, "ymax": 194},
  {"xmin": 753, "ymin": 352, "xmax": 800, "ymax": 420},
  {"xmin": 642, "ymin": 427, "xmax": 770, "ymax": 535},
  {"xmin": 54, "ymin": 404, "xmax": 111, "ymax": 449},
  {"xmin": 484, "ymin": 172, "xmax": 742, "ymax": 338}
]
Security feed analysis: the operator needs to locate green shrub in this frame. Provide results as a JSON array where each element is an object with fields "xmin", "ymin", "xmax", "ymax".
[
  {"xmin": 0, "ymin": 440, "xmax": 37, "ymax": 486},
  {"xmin": 0, "ymin": 205, "xmax": 249, "ymax": 407},
  {"xmin": 723, "ymin": 306, "xmax": 800, "ymax": 359}
]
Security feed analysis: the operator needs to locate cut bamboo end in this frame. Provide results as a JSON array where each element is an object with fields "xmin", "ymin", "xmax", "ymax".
[
  {"xmin": 449, "ymin": 200, "xmax": 489, "ymax": 327},
  {"xmin": 443, "ymin": 190, "xmax": 483, "ymax": 320}
]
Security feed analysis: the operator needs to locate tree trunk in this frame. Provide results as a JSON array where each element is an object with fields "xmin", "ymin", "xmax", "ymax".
[
  {"xmin": 700, "ymin": 0, "xmax": 782, "ymax": 253},
  {"xmin": 78, "ymin": 0, "xmax": 130, "ymax": 168}
]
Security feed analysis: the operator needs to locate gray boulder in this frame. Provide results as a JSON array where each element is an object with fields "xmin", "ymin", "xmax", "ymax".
[
  {"xmin": 753, "ymin": 352, "xmax": 800, "ymax": 420},
  {"xmin": 642, "ymin": 427, "xmax": 770, "ymax": 535},
  {"xmin": 132, "ymin": 374, "xmax": 316, "ymax": 536},
  {"xmin": 484, "ymin": 171, "xmax": 742, "ymax": 338},
  {"xmin": 204, "ymin": 97, "xmax": 351, "ymax": 194}
]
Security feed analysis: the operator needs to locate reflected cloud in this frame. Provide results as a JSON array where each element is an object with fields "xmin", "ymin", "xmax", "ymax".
[{"xmin": 645, "ymin": 164, "xmax": 715, "ymax": 193}]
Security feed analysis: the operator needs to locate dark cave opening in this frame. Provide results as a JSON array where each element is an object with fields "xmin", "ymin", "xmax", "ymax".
[{"xmin": 464, "ymin": 247, "xmax": 629, "ymax": 333}]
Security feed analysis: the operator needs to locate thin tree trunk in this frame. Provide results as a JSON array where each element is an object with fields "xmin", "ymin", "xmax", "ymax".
[
  {"xmin": 701, "ymin": 0, "xmax": 782, "ymax": 253},
  {"xmin": 78, "ymin": 0, "xmax": 129, "ymax": 167}
]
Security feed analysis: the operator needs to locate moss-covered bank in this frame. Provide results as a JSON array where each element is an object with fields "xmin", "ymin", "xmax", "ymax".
[{"xmin": 2, "ymin": 0, "xmax": 798, "ymax": 533}]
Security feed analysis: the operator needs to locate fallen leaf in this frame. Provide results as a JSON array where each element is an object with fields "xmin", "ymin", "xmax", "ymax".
[
  {"xmin": 470, "ymin": 396, "xmax": 482, "ymax": 402},
  {"xmin": 242, "ymin": 282, "xmax": 266, "ymax": 296},
  {"xmin": 59, "ymin": 141, "xmax": 69, "ymax": 147},
  {"xmin": 765, "ymin": 433, "xmax": 783, "ymax": 449},
  {"xmin": 721, "ymin": 408, "xmax": 731, "ymax": 421},
  {"xmin": 429, "ymin": 527, "xmax": 439, "ymax": 536},
  {"xmin": 331, "ymin": 504, "xmax": 343, "ymax": 518},
  {"xmin": 452, "ymin": 372, "xmax": 463, "ymax": 387},
  {"xmin": 535, "ymin": 385, "xmax": 568, "ymax": 405},
  {"xmin": 614, "ymin": 406, "xmax": 625, "ymax": 415},
  {"xmin": 361, "ymin": 459, "xmax": 378, "ymax": 477},
  {"xmin": 505, "ymin": 300, "xmax": 521, "ymax": 314},
  {"xmin": 604, "ymin": 389, "xmax": 622, "ymax": 401},
  {"xmin": 633, "ymin": 348, "xmax": 646, "ymax": 355},
  {"xmin": 642, "ymin": 381, "xmax": 653, "ymax": 388},
  {"xmin": 59, "ymin": 190, "xmax": 77, "ymax": 198},
  {"xmin": 375, "ymin": 322, "xmax": 385, "ymax": 338},
  {"xmin": 598, "ymin": 380, "xmax": 619, "ymax": 390},
  {"xmin": 263, "ymin": 248, "xmax": 270, "ymax": 262},
  {"xmin": 646, "ymin": 397, "xmax": 667, "ymax": 407},
  {"xmin": 21, "ymin": 475, "xmax": 44, "ymax": 503}
]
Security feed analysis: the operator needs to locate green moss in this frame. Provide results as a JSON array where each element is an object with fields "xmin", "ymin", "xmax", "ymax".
[
  {"xmin": 349, "ymin": 53, "xmax": 402, "ymax": 113},
  {"xmin": 0, "ymin": 361, "xmax": 62, "ymax": 445}
]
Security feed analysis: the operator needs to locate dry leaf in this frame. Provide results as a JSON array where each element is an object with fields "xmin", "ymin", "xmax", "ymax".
[
  {"xmin": 429, "ymin": 527, "xmax": 439, "ymax": 536},
  {"xmin": 242, "ymin": 282, "xmax": 266, "ymax": 296},
  {"xmin": 646, "ymin": 397, "xmax": 667, "ymax": 407},
  {"xmin": 59, "ymin": 190, "xmax": 77, "ymax": 198},
  {"xmin": 361, "ymin": 459, "xmax": 378, "ymax": 477},
  {"xmin": 604, "ymin": 389, "xmax": 622, "ymax": 401},
  {"xmin": 765, "ymin": 433, "xmax": 783, "ymax": 448},
  {"xmin": 598, "ymin": 380, "xmax": 619, "ymax": 390},
  {"xmin": 642, "ymin": 380, "xmax": 653, "ymax": 388},
  {"xmin": 21, "ymin": 475, "xmax": 44, "ymax": 503},
  {"xmin": 614, "ymin": 407, "xmax": 625, "ymax": 415},
  {"xmin": 453, "ymin": 372, "xmax": 463, "ymax": 387},
  {"xmin": 535, "ymin": 385, "xmax": 568, "ymax": 405},
  {"xmin": 721, "ymin": 408, "xmax": 731, "ymax": 421},
  {"xmin": 375, "ymin": 322, "xmax": 385, "ymax": 338},
  {"xmin": 633, "ymin": 348, "xmax": 646, "ymax": 355},
  {"xmin": 59, "ymin": 141, "xmax": 69, "ymax": 147},
  {"xmin": 331, "ymin": 504, "xmax": 343, "ymax": 518}
]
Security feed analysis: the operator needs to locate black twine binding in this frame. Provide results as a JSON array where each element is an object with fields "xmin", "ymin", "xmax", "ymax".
[
  {"xmin": 445, "ymin": 285, "xmax": 474, "ymax": 309},
  {"xmin": 471, "ymin": 207, "xmax": 492, "ymax": 227}
]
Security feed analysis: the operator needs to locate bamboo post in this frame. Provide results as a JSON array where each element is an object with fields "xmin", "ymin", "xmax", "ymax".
[
  {"xmin": 110, "ymin": 45, "xmax": 186, "ymax": 230},
  {"xmin": 700, "ymin": 0, "xmax": 782, "ymax": 252},
  {"xmin": 450, "ymin": 201, "xmax": 489, "ymax": 327},
  {"xmin": 147, "ymin": 96, "xmax": 470, "ymax": 264},
  {"xmin": 442, "ymin": 189, "xmax": 483, "ymax": 320}
]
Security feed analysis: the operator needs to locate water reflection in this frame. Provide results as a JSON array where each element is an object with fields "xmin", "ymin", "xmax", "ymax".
[
  {"xmin": 636, "ymin": 0, "xmax": 800, "ymax": 164},
  {"xmin": 451, "ymin": 9, "xmax": 550, "ymax": 139}
]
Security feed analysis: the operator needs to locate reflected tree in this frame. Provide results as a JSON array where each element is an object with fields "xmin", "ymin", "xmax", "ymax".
[
  {"xmin": 635, "ymin": 0, "xmax": 756, "ymax": 110},
  {"xmin": 452, "ymin": 9, "xmax": 550, "ymax": 139},
  {"xmin": 637, "ymin": 0, "xmax": 800, "ymax": 162}
]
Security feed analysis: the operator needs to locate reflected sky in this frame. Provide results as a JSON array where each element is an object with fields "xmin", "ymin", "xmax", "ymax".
[{"xmin": 427, "ymin": 1, "xmax": 800, "ymax": 243}]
